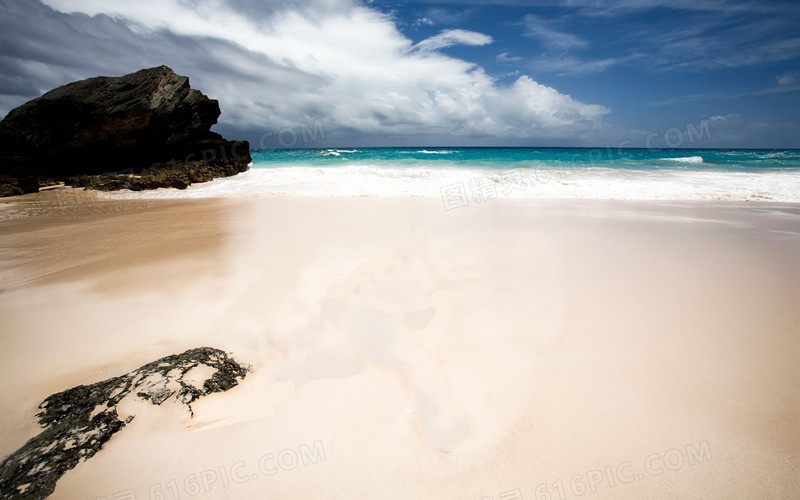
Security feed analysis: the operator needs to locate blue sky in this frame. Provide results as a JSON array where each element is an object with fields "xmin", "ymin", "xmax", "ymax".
[{"xmin": 1, "ymin": 0, "xmax": 799, "ymax": 147}]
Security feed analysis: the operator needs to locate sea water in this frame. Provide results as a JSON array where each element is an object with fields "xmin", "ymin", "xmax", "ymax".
[{"xmin": 103, "ymin": 148, "xmax": 800, "ymax": 203}]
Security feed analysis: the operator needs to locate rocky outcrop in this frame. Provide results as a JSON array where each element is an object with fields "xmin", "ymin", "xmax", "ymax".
[
  {"xmin": 0, "ymin": 347, "xmax": 249, "ymax": 499},
  {"xmin": 0, "ymin": 66, "xmax": 251, "ymax": 195}
]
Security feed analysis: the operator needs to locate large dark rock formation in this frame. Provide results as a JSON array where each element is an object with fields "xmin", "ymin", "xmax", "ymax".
[
  {"xmin": 0, "ymin": 347, "xmax": 249, "ymax": 499},
  {"xmin": 0, "ymin": 66, "xmax": 251, "ymax": 195}
]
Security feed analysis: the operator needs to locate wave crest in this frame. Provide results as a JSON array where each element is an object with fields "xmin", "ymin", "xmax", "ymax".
[{"xmin": 668, "ymin": 156, "xmax": 704, "ymax": 164}]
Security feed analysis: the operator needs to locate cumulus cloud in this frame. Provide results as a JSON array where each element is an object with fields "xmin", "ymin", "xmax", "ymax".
[{"xmin": 1, "ymin": 0, "xmax": 609, "ymax": 144}]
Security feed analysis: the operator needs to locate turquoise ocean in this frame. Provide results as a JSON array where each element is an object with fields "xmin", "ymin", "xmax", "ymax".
[{"xmin": 112, "ymin": 148, "xmax": 800, "ymax": 202}]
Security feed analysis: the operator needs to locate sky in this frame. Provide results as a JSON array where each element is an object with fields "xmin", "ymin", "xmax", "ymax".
[{"xmin": 0, "ymin": 0, "xmax": 799, "ymax": 148}]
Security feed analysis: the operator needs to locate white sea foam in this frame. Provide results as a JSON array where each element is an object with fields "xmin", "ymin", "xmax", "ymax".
[
  {"xmin": 318, "ymin": 149, "xmax": 360, "ymax": 157},
  {"xmin": 759, "ymin": 152, "xmax": 800, "ymax": 159},
  {"xmin": 667, "ymin": 156, "xmax": 704, "ymax": 163},
  {"xmin": 96, "ymin": 164, "xmax": 800, "ymax": 203}
]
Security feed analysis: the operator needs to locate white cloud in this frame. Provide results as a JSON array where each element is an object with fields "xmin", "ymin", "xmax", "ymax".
[
  {"xmin": 413, "ymin": 29, "xmax": 493, "ymax": 53},
  {"xmin": 777, "ymin": 70, "xmax": 799, "ymax": 86},
  {"xmin": 522, "ymin": 0, "xmax": 798, "ymax": 16},
  {"xmin": 523, "ymin": 15, "xmax": 587, "ymax": 50},
  {"xmin": 420, "ymin": 7, "xmax": 474, "ymax": 26},
  {"xmin": 512, "ymin": 1, "xmax": 800, "ymax": 75},
  {"xmin": 530, "ymin": 55, "xmax": 624, "ymax": 76},
  {"xmin": 494, "ymin": 76, "xmax": 609, "ymax": 136},
  {"xmin": 28, "ymin": 0, "xmax": 607, "ymax": 142},
  {"xmin": 496, "ymin": 51, "xmax": 522, "ymax": 63},
  {"xmin": 517, "ymin": 14, "xmax": 624, "ymax": 76},
  {"xmin": 707, "ymin": 114, "xmax": 743, "ymax": 125}
]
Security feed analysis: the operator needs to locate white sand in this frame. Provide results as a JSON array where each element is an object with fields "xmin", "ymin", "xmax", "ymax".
[{"xmin": 1, "ymin": 193, "xmax": 798, "ymax": 498}]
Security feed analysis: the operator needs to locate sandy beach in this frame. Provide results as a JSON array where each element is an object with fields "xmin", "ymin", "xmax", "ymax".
[{"xmin": 1, "ymin": 190, "xmax": 798, "ymax": 498}]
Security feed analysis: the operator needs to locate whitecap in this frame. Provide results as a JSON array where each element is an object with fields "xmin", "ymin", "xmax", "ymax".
[
  {"xmin": 759, "ymin": 152, "xmax": 800, "ymax": 160},
  {"xmin": 667, "ymin": 156, "xmax": 703, "ymax": 163}
]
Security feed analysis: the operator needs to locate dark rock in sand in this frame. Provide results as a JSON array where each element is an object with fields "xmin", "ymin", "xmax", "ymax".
[
  {"xmin": 0, "ymin": 347, "xmax": 249, "ymax": 499},
  {"xmin": 0, "ymin": 66, "xmax": 251, "ymax": 196}
]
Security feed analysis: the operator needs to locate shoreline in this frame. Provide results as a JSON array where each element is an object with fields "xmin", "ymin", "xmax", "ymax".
[
  {"xmin": 1, "ymin": 193, "xmax": 798, "ymax": 498},
  {"xmin": 4, "ymin": 183, "xmax": 800, "ymax": 209}
]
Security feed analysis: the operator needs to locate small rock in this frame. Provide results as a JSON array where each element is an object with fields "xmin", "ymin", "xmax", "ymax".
[{"xmin": 0, "ymin": 347, "xmax": 249, "ymax": 499}]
